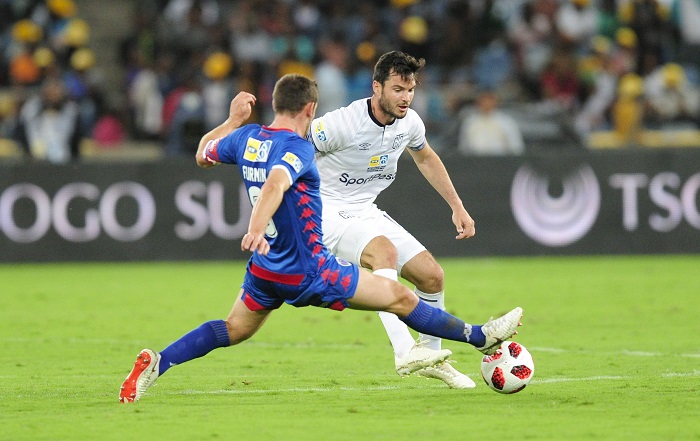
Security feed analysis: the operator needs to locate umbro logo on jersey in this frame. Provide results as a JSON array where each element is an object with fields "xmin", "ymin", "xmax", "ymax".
[{"xmin": 358, "ymin": 143, "xmax": 370, "ymax": 151}]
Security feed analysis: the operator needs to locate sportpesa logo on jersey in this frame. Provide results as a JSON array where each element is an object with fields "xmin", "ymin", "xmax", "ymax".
[
  {"xmin": 313, "ymin": 120, "xmax": 327, "ymax": 142},
  {"xmin": 244, "ymin": 139, "xmax": 272, "ymax": 162},
  {"xmin": 367, "ymin": 155, "xmax": 389, "ymax": 172}
]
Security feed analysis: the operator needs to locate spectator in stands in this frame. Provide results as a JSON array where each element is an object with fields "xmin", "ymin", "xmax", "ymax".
[
  {"xmin": 610, "ymin": 27, "xmax": 639, "ymax": 76},
  {"xmin": 201, "ymin": 51, "xmax": 234, "ymax": 131},
  {"xmin": 670, "ymin": 0, "xmax": 700, "ymax": 67},
  {"xmin": 457, "ymin": 89, "xmax": 525, "ymax": 156},
  {"xmin": 540, "ymin": 48, "xmax": 580, "ymax": 111},
  {"xmin": 508, "ymin": 0, "xmax": 558, "ymax": 99},
  {"xmin": 555, "ymin": 0, "xmax": 598, "ymax": 53},
  {"xmin": 8, "ymin": 19, "xmax": 44, "ymax": 86},
  {"xmin": 0, "ymin": 92, "xmax": 19, "ymax": 141},
  {"xmin": 164, "ymin": 71, "xmax": 205, "ymax": 156},
  {"xmin": 596, "ymin": 0, "xmax": 623, "ymax": 40},
  {"xmin": 619, "ymin": 0, "xmax": 673, "ymax": 75},
  {"xmin": 64, "ymin": 47, "xmax": 102, "ymax": 139},
  {"xmin": 16, "ymin": 76, "xmax": 81, "ymax": 163},
  {"xmin": 127, "ymin": 58, "xmax": 163, "ymax": 139},
  {"xmin": 611, "ymin": 72, "xmax": 645, "ymax": 145},
  {"xmin": 644, "ymin": 63, "xmax": 700, "ymax": 128},
  {"xmin": 5, "ymin": 0, "xmax": 700, "ymax": 156},
  {"xmin": 574, "ymin": 36, "xmax": 618, "ymax": 138},
  {"xmin": 314, "ymin": 34, "xmax": 350, "ymax": 116}
]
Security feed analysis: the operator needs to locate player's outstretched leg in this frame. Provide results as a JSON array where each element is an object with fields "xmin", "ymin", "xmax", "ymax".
[
  {"xmin": 400, "ymin": 302, "xmax": 523, "ymax": 356},
  {"xmin": 350, "ymin": 271, "xmax": 523, "ymax": 356},
  {"xmin": 119, "ymin": 349, "xmax": 160, "ymax": 403}
]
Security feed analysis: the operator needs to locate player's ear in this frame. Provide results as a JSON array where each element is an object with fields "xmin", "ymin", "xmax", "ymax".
[
  {"xmin": 372, "ymin": 80, "xmax": 381, "ymax": 95},
  {"xmin": 306, "ymin": 101, "xmax": 317, "ymax": 119}
]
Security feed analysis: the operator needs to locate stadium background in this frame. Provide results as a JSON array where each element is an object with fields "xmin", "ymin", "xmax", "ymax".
[{"xmin": 1, "ymin": 0, "xmax": 699, "ymax": 261}]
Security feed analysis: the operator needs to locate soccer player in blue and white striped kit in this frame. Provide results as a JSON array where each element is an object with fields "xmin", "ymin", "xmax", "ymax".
[{"xmin": 119, "ymin": 74, "xmax": 522, "ymax": 403}]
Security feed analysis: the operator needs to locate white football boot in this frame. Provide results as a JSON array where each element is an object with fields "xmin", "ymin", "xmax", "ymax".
[
  {"xmin": 417, "ymin": 361, "xmax": 476, "ymax": 389},
  {"xmin": 395, "ymin": 344, "xmax": 452, "ymax": 376},
  {"xmin": 476, "ymin": 307, "xmax": 523, "ymax": 355}
]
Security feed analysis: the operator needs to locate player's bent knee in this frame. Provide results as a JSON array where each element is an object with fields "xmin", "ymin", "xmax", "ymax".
[
  {"xmin": 423, "ymin": 265, "xmax": 444, "ymax": 292},
  {"xmin": 409, "ymin": 258, "xmax": 444, "ymax": 293},
  {"xmin": 361, "ymin": 236, "xmax": 398, "ymax": 270}
]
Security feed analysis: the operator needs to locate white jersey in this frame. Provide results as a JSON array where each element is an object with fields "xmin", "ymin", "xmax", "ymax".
[{"xmin": 308, "ymin": 98, "xmax": 426, "ymax": 209}]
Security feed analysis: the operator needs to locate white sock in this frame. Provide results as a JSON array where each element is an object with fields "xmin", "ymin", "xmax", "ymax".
[
  {"xmin": 415, "ymin": 289, "xmax": 445, "ymax": 351},
  {"xmin": 374, "ymin": 268, "xmax": 415, "ymax": 360}
]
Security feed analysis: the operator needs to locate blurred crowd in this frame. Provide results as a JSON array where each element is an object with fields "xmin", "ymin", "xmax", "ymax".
[
  {"xmin": 1, "ymin": 0, "xmax": 101, "ymax": 162},
  {"xmin": 1, "ymin": 0, "xmax": 700, "ymax": 163}
]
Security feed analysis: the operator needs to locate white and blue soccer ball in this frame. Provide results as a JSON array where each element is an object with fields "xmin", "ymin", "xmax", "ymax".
[{"xmin": 480, "ymin": 341, "xmax": 535, "ymax": 394}]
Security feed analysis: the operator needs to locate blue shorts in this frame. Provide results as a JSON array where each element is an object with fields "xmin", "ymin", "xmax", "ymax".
[{"xmin": 241, "ymin": 255, "xmax": 360, "ymax": 311}]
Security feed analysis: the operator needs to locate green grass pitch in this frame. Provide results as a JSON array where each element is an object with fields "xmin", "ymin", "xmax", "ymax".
[{"xmin": 1, "ymin": 256, "xmax": 699, "ymax": 440}]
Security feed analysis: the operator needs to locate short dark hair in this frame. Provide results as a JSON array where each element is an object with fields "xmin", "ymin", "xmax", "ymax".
[
  {"xmin": 372, "ymin": 51, "xmax": 426, "ymax": 85},
  {"xmin": 272, "ymin": 74, "xmax": 318, "ymax": 114}
]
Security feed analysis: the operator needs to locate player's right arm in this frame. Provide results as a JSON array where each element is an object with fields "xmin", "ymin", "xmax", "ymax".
[
  {"xmin": 241, "ymin": 168, "xmax": 291, "ymax": 256},
  {"xmin": 196, "ymin": 91, "xmax": 256, "ymax": 168}
]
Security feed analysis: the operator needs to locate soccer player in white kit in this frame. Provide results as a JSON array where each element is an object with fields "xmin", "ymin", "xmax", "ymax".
[{"xmin": 308, "ymin": 51, "xmax": 478, "ymax": 388}]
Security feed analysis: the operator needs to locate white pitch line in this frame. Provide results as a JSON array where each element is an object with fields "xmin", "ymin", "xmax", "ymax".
[
  {"xmin": 169, "ymin": 384, "xmax": 442, "ymax": 395},
  {"xmin": 159, "ymin": 371, "xmax": 700, "ymax": 396},
  {"xmin": 531, "ymin": 346, "xmax": 700, "ymax": 358},
  {"xmin": 531, "ymin": 375, "xmax": 625, "ymax": 384},
  {"xmin": 661, "ymin": 370, "xmax": 700, "ymax": 378}
]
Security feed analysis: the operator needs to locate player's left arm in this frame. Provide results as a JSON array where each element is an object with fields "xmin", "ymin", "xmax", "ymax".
[
  {"xmin": 408, "ymin": 141, "xmax": 475, "ymax": 240},
  {"xmin": 241, "ymin": 168, "xmax": 291, "ymax": 255}
]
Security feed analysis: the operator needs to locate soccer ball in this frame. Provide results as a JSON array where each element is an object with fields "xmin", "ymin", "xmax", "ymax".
[{"xmin": 480, "ymin": 341, "xmax": 535, "ymax": 394}]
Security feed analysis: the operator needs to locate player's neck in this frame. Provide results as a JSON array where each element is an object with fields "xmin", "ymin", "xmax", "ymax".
[
  {"xmin": 369, "ymin": 97, "xmax": 395, "ymax": 126},
  {"xmin": 268, "ymin": 115, "xmax": 308, "ymax": 138}
]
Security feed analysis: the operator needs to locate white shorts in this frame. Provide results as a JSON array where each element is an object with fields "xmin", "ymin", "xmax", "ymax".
[{"xmin": 321, "ymin": 203, "xmax": 426, "ymax": 272}]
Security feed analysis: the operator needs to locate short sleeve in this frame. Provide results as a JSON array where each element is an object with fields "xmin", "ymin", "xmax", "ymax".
[
  {"xmin": 202, "ymin": 130, "xmax": 243, "ymax": 165},
  {"xmin": 406, "ymin": 110, "xmax": 427, "ymax": 151},
  {"xmin": 271, "ymin": 138, "xmax": 316, "ymax": 185},
  {"xmin": 308, "ymin": 110, "xmax": 348, "ymax": 153}
]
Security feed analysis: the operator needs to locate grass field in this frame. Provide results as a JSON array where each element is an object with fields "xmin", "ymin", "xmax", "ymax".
[{"xmin": 1, "ymin": 256, "xmax": 699, "ymax": 441}]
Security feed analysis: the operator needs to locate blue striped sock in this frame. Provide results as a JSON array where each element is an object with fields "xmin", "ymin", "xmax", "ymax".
[
  {"xmin": 402, "ymin": 301, "xmax": 485, "ymax": 347},
  {"xmin": 158, "ymin": 320, "xmax": 230, "ymax": 375}
]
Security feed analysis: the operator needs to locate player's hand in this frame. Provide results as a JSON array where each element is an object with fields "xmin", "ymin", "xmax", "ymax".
[
  {"xmin": 453, "ymin": 208, "xmax": 475, "ymax": 240},
  {"xmin": 228, "ymin": 92, "xmax": 256, "ymax": 125},
  {"xmin": 241, "ymin": 232, "xmax": 270, "ymax": 255}
]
